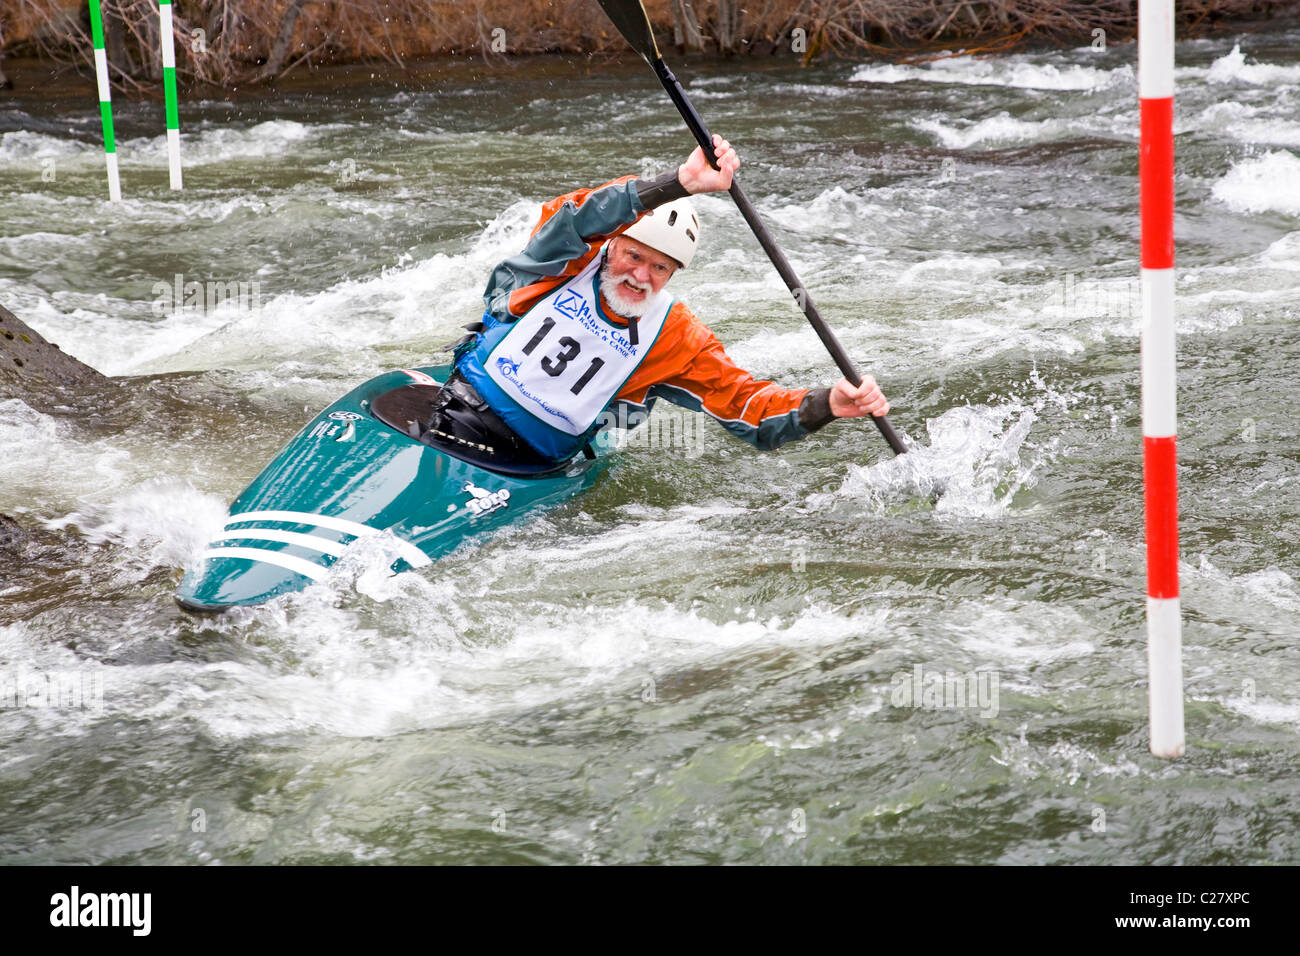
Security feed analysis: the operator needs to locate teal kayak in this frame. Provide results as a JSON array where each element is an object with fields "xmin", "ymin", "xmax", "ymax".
[{"xmin": 175, "ymin": 364, "xmax": 614, "ymax": 612}]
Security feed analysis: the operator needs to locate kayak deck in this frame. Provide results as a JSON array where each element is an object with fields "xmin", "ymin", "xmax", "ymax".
[
  {"xmin": 369, "ymin": 381, "xmax": 569, "ymax": 476},
  {"xmin": 175, "ymin": 365, "xmax": 612, "ymax": 612}
]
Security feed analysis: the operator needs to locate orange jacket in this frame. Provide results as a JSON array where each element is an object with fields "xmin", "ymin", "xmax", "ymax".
[{"xmin": 479, "ymin": 176, "xmax": 826, "ymax": 450}]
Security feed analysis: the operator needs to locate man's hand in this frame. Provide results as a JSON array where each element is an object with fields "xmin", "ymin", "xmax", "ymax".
[
  {"xmin": 677, "ymin": 134, "xmax": 739, "ymax": 194},
  {"xmin": 828, "ymin": 376, "xmax": 890, "ymax": 418}
]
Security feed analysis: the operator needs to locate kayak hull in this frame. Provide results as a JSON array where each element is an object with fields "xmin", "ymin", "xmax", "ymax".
[{"xmin": 175, "ymin": 365, "xmax": 613, "ymax": 612}]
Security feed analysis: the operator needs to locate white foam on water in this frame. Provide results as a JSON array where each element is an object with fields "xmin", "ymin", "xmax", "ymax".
[
  {"xmin": 0, "ymin": 121, "xmax": 336, "ymax": 176},
  {"xmin": 0, "ymin": 231, "xmax": 93, "ymax": 265},
  {"xmin": 1236, "ymin": 567, "xmax": 1300, "ymax": 609},
  {"xmin": 1192, "ymin": 101, "xmax": 1300, "ymax": 149},
  {"xmin": 0, "ymin": 179, "xmax": 448, "ymax": 375},
  {"xmin": 0, "ymin": 130, "xmax": 88, "ymax": 164},
  {"xmin": 917, "ymin": 304, "xmax": 1086, "ymax": 364},
  {"xmin": 754, "ymin": 719, "xmax": 856, "ymax": 763},
  {"xmin": 0, "ymin": 621, "xmax": 114, "ymax": 738},
  {"xmin": 992, "ymin": 733, "xmax": 1143, "ymax": 786},
  {"xmin": 34, "ymin": 295, "xmax": 236, "ymax": 378},
  {"xmin": 1260, "ymin": 230, "xmax": 1300, "ymax": 269},
  {"xmin": 0, "ymin": 400, "xmax": 134, "ymax": 512},
  {"xmin": 1210, "ymin": 150, "xmax": 1300, "ymax": 216},
  {"xmin": 486, "ymin": 502, "xmax": 749, "ymax": 570},
  {"xmin": 915, "ymin": 106, "xmax": 1139, "ymax": 149},
  {"xmin": 722, "ymin": 312, "xmax": 906, "ymax": 380},
  {"xmin": 764, "ymin": 185, "xmax": 897, "ymax": 235},
  {"xmin": 683, "ymin": 75, "xmax": 740, "ymax": 89},
  {"xmin": 850, "ymin": 57, "xmax": 1127, "ymax": 92},
  {"xmin": 0, "ymin": 401, "xmax": 253, "ymax": 529},
  {"xmin": 716, "ymin": 262, "xmax": 1142, "ymax": 378},
  {"xmin": 48, "ymin": 478, "xmax": 229, "ymax": 574},
  {"xmin": 915, "ymin": 113, "xmax": 1038, "ymax": 149},
  {"xmin": 1191, "ymin": 555, "xmax": 1300, "ymax": 613},
  {"xmin": 13, "ymin": 582, "xmax": 878, "ymax": 740},
  {"xmin": 897, "ymin": 255, "xmax": 1007, "ymax": 286},
  {"xmin": 765, "ymin": 81, "xmax": 861, "ymax": 101},
  {"xmin": 947, "ymin": 600, "xmax": 1096, "ymax": 664},
  {"xmin": 914, "ymin": 113, "xmax": 1064, "ymax": 149},
  {"xmin": 811, "ymin": 401, "xmax": 1041, "ymax": 517},
  {"xmin": 0, "ymin": 398, "xmax": 60, "ymax": 448},
  {"xmin": 6, "ymin": 472, "xmax": 894, "ymax": 740},
  {"xmin": 114, "ymin": 199, "xmax": 540, "ymax": 375},
  {"xmin": 1220, "ymin": 693, "xmax": 1300, "ymax": 730},
  {"xmin": 1203, "ymin": 44, "xmax": 1300, "ymax": 86},
  {"xmin": 810, "ymin": 369, "xmax": 1079, "ymax": 517},
  {"xmin": 121, "ymin": 119, "xmax": 337, "ymax": 166}
]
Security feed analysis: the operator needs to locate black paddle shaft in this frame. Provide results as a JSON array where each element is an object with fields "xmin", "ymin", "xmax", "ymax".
[
  {"xmin": 596, "ymin": 0, "xmax": 905, "ymax": 454},
  {"xmin": 652, "ymin": 60, "xmax": 906, "ymax": 455}
]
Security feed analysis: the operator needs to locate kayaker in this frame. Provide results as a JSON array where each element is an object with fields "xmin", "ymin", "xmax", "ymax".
[{"xmin": 433, "ymin": 136, "xmax": 890, "ymax": 470}]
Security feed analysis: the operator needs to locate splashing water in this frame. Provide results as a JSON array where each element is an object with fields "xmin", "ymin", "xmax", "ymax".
[
  {"xmin": 810, "ymin": 372, "xmax": 1070, "ymax": 517},
  {"xmin": 861, "ymin": 403, "xmax": 1042, "ymax": 516}
]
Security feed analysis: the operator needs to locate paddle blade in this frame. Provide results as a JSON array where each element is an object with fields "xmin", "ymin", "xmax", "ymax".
[{"xmin": 596, "ymin": 0, "xmax": 661, "ymax": 62}]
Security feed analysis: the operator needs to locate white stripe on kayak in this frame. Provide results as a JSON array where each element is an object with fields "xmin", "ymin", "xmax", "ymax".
[
  {"xmin": 227, "ymin": 509, "xmax": 376, "ymax": 537},
  {"xmin": 210, "ymin": 528, "xmax": 348, "ymax": 557},
  {"xmin": 227, "ymin": 510, "xmax": 432, "ymax": 567},
  {"xmin": 202, "ymin": 547, "xmax": 329, "ymax": 582}
]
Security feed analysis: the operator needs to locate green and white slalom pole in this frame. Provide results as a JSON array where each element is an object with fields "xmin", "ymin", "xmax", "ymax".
[
  {"xmin": 88, "ymin": 0, "xmax": 122, "ymax": 201},
  {"xmin": 159, "ymin": 0, "xmax": 182, "ymax": 189}
]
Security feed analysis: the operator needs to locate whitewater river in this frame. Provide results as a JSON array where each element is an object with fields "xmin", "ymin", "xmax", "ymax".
[{"xmin": 2, "ymin": 31, "xmax": 1298, "ymax": 864}]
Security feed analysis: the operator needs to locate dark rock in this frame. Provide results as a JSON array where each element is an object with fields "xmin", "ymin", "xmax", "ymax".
[
  {"xmin": 0, "ymin": 513, "xmax": 27, "ymax": 550},
  {"xmin": 0, "ymin": 302, "xmax": 111, "ymax": 407}
]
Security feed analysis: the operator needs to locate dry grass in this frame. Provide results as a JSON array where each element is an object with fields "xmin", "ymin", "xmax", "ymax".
[{"xmin": 2, "ymin": 0, "xmax": 1295, "ymax": 91}]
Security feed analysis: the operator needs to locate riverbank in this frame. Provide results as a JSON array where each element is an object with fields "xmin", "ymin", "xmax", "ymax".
[
  {"xmin": 3, "ymin": 7, "xmax": 1299, "ymax": 107},
  {"xmin": 4, "ymin": 0, "xmax": 1300, "ymax": 93}
]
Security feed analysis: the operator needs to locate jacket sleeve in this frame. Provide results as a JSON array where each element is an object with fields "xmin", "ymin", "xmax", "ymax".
[
  {"xmin": 624, "ymin": 304, "xmax": 836, "ymax": 451},
  {"xmin": 482, "ymin": 175, "xmax": 647, "ymax": 322}
]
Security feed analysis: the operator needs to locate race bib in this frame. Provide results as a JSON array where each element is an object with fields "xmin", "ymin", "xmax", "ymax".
[{"xmin": 484, "ymin": 255, "xmax": 672, "ymax": 436}]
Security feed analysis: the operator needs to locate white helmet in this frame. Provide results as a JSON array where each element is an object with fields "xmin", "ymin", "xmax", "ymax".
[{"xmin": 622, "ymin": 197, "xmax": 700, "ymax": 269}]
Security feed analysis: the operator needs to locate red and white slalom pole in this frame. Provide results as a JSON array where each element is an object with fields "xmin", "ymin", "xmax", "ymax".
[{"xmin": 1139, "ymin": 0, "xmax": 1184, "ymax": 758}]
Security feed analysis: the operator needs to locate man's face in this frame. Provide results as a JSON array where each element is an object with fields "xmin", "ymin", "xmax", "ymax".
[{"xmin": 600, "ymin": 236, "xmax": 679, "ymax": 318}]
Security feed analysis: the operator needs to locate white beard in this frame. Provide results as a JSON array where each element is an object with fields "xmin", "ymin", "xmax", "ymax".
[{"xmin": 600, "ymin": 259, "xmax": 654, "ymax": 318}]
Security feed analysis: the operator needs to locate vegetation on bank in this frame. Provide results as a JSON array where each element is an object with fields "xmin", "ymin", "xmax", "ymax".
[{"xmin": 1, "ymin": 0, "xmax": 1295, "ymax": 91}]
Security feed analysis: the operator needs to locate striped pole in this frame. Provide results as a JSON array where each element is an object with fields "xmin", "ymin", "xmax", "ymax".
[
  {"xmin": 159, "ymin": 0, "xmax": 182, "ymax": 189},
  {"xmin": 1139, "ymin": 0, "xmax": 1184, "ymax": 758},
  {"xmin": 87, "ymin": 1, "xmax": 122, "ymax": 202}
]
